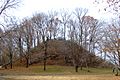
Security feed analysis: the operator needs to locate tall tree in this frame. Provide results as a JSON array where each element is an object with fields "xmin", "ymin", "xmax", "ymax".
[
  {"xmin": 73, "ymin": 8, "xmax": 88, "ymax": 71},
  {"xmin": 21, "ymin": 19, "xmax": 33, "ymax": 68},
  {"xmin": 102, "ymin": 22, "xmax": 120, "ymax": 75},
  {"xmin": 60, "ymin": 9, "xmax": 71, "ymax": 40},
  {"xmin": 32, "ymin": 13, "xmax": 48, "ymax": 46}
]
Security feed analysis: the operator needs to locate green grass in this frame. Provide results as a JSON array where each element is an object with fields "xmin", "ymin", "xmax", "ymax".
[
  {"xmin": 0, "ymin": 65, "xmax": 113, "ymax": 75},
  {"xmin": 30, "ymin": 65, "xmax": 112, "ymax": 75},
  {"xmin": 0, "ymin": 66, "xmax": 118, "ymax": 80}
]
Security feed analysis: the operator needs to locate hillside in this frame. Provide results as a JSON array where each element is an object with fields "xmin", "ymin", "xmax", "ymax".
[{"xmin": 25, "ymin": 39, "xmax": 112, "ymax": 68}]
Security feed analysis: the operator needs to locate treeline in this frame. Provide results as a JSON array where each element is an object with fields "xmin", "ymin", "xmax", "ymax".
[{"xmin": 0, "ymin": 8, "xmax": 120, "ymax": 73}]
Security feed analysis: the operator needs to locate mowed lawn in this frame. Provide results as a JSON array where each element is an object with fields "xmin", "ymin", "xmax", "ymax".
[{"xmin": 0, "ymin": 65, "xmax": 120, "ymax": 80}]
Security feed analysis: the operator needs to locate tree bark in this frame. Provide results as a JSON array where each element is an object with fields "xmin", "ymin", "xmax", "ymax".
[
  {"xmin": 19, "ymin": 37, "xmax": 23, "ymax": 63},
  {"xmin": 118, "ymin": 53, "xmax": 120, "ymax": 67},
  {"xmin": 26, "ymin": 37, "xmax": 30, "ymax": 68},
  {"xmin": 75, "ymin": 65, "xmax": 78, "ymax": 72},
  {"xmin": 43, "ymin": 37, "xmax": 48, "ymax": 71},
  {"xmin": 10, "ymin": 54, "xmax": 12, "ymax": 69},
  {"xmin": 26, "ymin": 57, "xmax": 29, "ymax": 68},
  {"xmin": 43, "ymin": 54, "xmax": 46, "ymax": 71}
]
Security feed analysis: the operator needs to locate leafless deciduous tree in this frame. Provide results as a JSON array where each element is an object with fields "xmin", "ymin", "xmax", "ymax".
[
  {"xmin": 60, "ymin": 9, "xmax": 71, "ymax": 40},
  {"xmin": 21, "ymin": 19, "xmax": 33, "ymax": 68},
  {"xmin": 0, "ymin": 0, "xmax": 21, "ymax": 31},
  {"xmin": 102, "ymin": 22, "xmax": 120, "ymax": 76},
  {"xmin": 0, "ymin": 0, "xmax": 21, "ymax": 16},
  {"xmin": 71, "ymin": 8, "xmax": 88, "ymax": 71}
]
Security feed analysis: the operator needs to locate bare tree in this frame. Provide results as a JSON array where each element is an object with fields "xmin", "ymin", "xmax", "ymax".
[
  {"xmin": 0, "ymin": 0, "xmax": 21, "ymax": 16},
  {"xmin": 7, "ymin": 31, "xmax": 13, "ymax": 69},
  {"xmin": 60, "ymin": 9, "xmax": 71, "ymax": 40},
  {"xmin": 102, "ymin": 23, "xmax": 120, "ymax": 76},
  {"xmin": 73, "ymin": 8, "xmax": 88, "ymax": 71},
  {"xmin": 0, "ymin": 0, "xmax": 21, "ymax": 31},
  {"xmin": 47, "ymin": 11, "xmax": 58, "ymax": 39},
  {"xmin": 0, "ymin": 0, "xmax": 21, "ymax": 67},
  {"xmin": 73, "ymin": 8, "xmax": 88, "ymax": 46},
  {"xmin": 31, "ymin": 13, "xmax": 49, "ymax": 70},
  {"xmin": 67, "ymin": 19, "xmax": 85, "ymax": 72},
  {"xmin": 32, "ymin": 13, "xmax": 48, "ymax": 46},
  {"xmin": 21, "ymin": 19, "xmax": 33, "ymax": 68}
]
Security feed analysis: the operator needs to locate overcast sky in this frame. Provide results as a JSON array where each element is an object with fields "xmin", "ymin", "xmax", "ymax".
[{"xmin": 14, "ymin": 0, "xmax": 115, "ymax": 21}]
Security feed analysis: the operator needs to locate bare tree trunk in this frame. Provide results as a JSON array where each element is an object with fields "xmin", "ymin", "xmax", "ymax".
[
  {"xmin": 26, "ymin": 57, "xmax": 29, "ymax": 68},
  {"xmin": 118, "ymin": 52, "xmax": 120, "ymax": 67},
  {"xmin": 43, "ymin": 36, "xmax": 48, "ymax": 71},
  {"xmin": 10, "ymin": 53, "xmax": 13, "ymax": 69},
  {"xmin": 80, "ymin": 49, "xmax": 83, "ymax": 70},
  {"xmin": 63, "ymin": 24, "xmax": 66, "ymax": 40},
  {"xmin": 118, "ymin": 41, "xmax": 120, "ymax": 67},
  {"xmin": 80, "ymin": 66, "xmax": 82, "ymax": 70},
  {"xmin": 33, "ymin": 38, "xmax": 36, "ymax": 47},
  {"xmin": 37, "ymin": 31, "xmax": 40, "ymax": 46},
  {"xmin": 50, "ymin": 31, "xmax": 52, "ymax": 40},
  {"xmin": 85, "ymin": 59, "xmax": 90, "ymax": 72},
  {"xmin": 44, "ymin": 52, "xmax": 47, "ymax": 71},
  {"xmin": 26, "ymin": 37, "xmax": 30, "ymax": 68},
  {"xmin": 75, "ymin": 65, "xmax": 78, "ymax": 72},
  {"xmin": 9, "ymin": 36, "xmax": 13, "ymax": 69},
  {"xmin": 19, "ymin": 37, "xmax": 23, "ymax": 63}
]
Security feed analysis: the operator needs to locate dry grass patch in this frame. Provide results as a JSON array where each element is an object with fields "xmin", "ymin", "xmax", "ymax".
[{"xmin": 3, "ymin": 75, "xmax": 120, "ymax": 80}]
